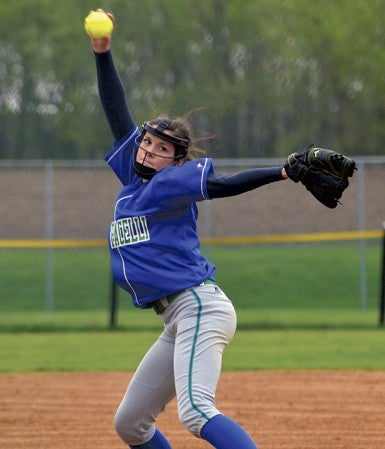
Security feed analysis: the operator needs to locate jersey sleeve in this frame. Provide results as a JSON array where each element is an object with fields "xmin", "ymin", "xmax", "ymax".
[
  {"xmin": 95, "ymin": 51, "xmax": 135, "ymax": 141},
  {"xmin": 206, "ymin": 167, "xmax": 284, "ymax": 198},
  {"xmin": 151, "ymin": 158, "xmax": 214, "ymax": 207},
  {"xmin": 104, "ymin": 126, "xmax": 142, "ymax": 185}
]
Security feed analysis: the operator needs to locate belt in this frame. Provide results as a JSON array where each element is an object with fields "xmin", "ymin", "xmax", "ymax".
[{"xmin": 152, "ymin": 279, "xmax": 216, "ymax": 314}]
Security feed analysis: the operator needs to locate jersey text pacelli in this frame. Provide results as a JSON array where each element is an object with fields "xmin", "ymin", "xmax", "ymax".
[
  {"xmin": 105, "ymin": 125, "xmax": 216, "ymax": 308},
  {"xmin": 110, "ymin": 216, "xmax": 150, "ymax": 248}
]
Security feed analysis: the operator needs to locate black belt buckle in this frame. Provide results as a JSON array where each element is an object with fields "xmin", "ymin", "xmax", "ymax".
[
  {"xmin": 152, "ymin": 291, "xmax": 181, "ymax": 314},
  {"xmin": 152, "ymin": 297, "xmax": 167, "ymax": 314},
  {"xmin": 152, "ymin": 281, "xmax": 215, "ymax": 315}
]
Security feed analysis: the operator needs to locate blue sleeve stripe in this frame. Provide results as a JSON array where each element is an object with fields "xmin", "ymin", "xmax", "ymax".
[
  {"xmin": 201, "ymin": 158, "xmax": 211, "ymax": 200},
  {"xmin": 105, "ymin": 126, "xmax": 139, "ymax": 164}
]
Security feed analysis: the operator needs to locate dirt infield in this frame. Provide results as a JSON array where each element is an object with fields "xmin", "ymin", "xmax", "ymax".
[{"xmin": 1, "ymin": 371, "xmax": 384, "ymax": 449}]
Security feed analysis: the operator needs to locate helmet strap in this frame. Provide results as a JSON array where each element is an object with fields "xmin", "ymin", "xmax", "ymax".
[{"xmin": 133, "ymin": 152, "xmax": 157, "ymax": 180}]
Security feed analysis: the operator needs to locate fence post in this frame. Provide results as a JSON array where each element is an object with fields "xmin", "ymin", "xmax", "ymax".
[
  {"xmin": 45, "ymin": 161, "xmax": 54, "ymax": 312},
  {"xmin": 357, "ymin": 161, "xmax": 367, "ymax": 309},
  {"xmin": 109, "ymin": 274, "xmax": 118, "ymax": 328},
  {"xmin": 379, "ymin": 222, "xmax": 385, "ymax": 327}
]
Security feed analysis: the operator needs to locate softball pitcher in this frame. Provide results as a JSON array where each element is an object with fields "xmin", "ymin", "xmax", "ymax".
[{"xmin": 86, "ymin": 9, "xmax": 289, "ymax": 449}]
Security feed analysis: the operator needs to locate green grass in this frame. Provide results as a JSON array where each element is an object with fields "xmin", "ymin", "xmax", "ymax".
[
  {"xmin": 0, "ymin": 308, "xmax": 383, "ymax": 373},
  {"xmin": 0, "ymin": 308, "xmax": 379, "ymax": 333},
  {"xmin": 0, "ymin": 242, "xmax": 381, "ymax": 311},
  {"xmin": 0, "ymin": 248, "xmax": 112, "ymax": 311},
  {"xmin": 0, "ymin": 242, "xmax": 383, "ymax": 373},
  {"xmin": 225, "ymin": 328, "xmax": 385, "ymax": 370},
  {"xmin": 212, "ymin": 242, "xmax": 381, "ymax": 310},
  {"xmin": 1, "ymin": 326, "xmax": 383, "ymax": 373}
]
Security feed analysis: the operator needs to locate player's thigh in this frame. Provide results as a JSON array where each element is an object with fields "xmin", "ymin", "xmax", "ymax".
[
  {"xmin": 173, "ymin": 286, "xmax": 236, "ymax": 430},
  {"xmin": 115, "ymin": 331, "xmax": 176, "ymax": 424},
  {"xmin": 174, "ymin": 285, "xmax": 236, "ymax": 385}
]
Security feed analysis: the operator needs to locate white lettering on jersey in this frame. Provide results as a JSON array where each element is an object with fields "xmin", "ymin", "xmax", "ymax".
[{"xmin": 110, "ymin": 216, "xmax": 150, "ymax": 248}]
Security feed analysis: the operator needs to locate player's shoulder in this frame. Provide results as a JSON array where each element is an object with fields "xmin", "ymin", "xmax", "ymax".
[
  {"xmin": 161, "ymin": 158, "xmax": 213, "ymax": 180},
  {"xmin": 151, "ymin": 158, "xmax": 209, "ymax": 182},
  {"xmin": 105, "ymin": 125, "xmax": 140, "ymax": 163},
  {"xmin": 184, "ymin": 157, "xmax": 213, "ymax": 171}
]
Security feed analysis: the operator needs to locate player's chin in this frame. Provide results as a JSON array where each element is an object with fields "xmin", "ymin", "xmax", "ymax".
[{"xmin": 137, "ymin": 160, "xmax": 153, "ymax": 169}]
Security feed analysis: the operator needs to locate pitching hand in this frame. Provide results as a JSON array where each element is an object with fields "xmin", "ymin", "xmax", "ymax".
[{"xmin": 88, "ymin": 9, "xmax": 115, "ymax": 53}]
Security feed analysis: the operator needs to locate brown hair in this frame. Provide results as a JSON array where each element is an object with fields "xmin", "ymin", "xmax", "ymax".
[{"xmin": 149, "ymin": 115, "xmax": 206, "ymax": 162}]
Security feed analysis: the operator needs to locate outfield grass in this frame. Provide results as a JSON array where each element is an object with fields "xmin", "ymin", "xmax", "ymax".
[
  {"xmin": 0, "ymin": 242, "xmax": 381, "ymax": 311},
  {"xmin": 0, "ymin": 308, "xmax": 383, "ymax": 372},
  {"xmin": 1, "ymin": 325, "xmax": 383, "ymax": 372},
  {"xmin": 0, "ymin": 308, "xmax": 379, "ymax": 333},
  {"xmin": 0, "ymin": 242, "xmax": 383, "ymax": 373}
]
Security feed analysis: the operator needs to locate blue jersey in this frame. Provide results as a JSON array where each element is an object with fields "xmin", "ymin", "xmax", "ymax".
[{"xmin": 105, "ymin": 126, "xmax": 216, "ymax": 308}]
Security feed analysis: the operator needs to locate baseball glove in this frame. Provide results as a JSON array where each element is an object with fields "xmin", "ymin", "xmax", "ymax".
[{"xmin": 284, "ymin": 145, "xmax": 356, "ymax": 208}]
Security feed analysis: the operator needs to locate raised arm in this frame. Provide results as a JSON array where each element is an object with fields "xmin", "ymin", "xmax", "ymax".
[{"xmin": 89, "ymin": 11, "xmax": 135, "ymax": 141}]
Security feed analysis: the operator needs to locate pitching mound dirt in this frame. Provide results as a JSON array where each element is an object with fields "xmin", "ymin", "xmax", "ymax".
[{"xmin": 1, "ymin": 371, "xmax": 384, "ymax": 449}]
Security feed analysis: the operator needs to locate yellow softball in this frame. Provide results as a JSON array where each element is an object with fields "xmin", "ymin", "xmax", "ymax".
[{"xmin": 84, "ymin": 10, "xmax": 114, "ymax": 39}]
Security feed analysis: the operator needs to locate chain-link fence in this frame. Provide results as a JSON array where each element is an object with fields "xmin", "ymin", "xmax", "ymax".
[
  {"xmin": 1, "ymin": 157, "xmax": 384, "ymax": 312},
  {"xmin": 2, "ymin": 157, "xmax": 385, "ymax": 240}
]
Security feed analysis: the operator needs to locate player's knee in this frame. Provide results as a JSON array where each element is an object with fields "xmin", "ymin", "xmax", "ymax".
[
  {"xmin": 114, "ymin": 406, "xmax": 152, "ymax": 446},
  {"xmin": 179, "ymin": 412, "xmax": 200, "ymax": 437},
  {"xmin": 114, "ymin": 409, "xmax": 135, "ymax": 443},
  {"xmin": 178, "ymin": 406, "xmax": 213, "ymax": 438}
]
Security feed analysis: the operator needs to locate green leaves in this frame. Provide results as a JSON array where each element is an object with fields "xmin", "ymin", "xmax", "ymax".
[{"xmin": 0, "ymin": 0, "xmax": 384, "ymax": 159}]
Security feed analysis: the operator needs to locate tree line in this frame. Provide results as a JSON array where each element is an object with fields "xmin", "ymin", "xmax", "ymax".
[{"xmin": 1, "ymin": 0, "xmax": 384, "ymax": 160}]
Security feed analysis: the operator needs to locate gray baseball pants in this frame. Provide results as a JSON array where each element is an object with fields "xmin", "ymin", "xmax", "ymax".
[{"xmin": 114, "ymin": 283, "xmax": 237, "ymax": 446}]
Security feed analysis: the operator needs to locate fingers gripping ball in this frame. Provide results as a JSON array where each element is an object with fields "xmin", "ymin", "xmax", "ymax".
[{"xmin": 84, "ymin": 10, "xmax": 114, "ymax": 38}]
